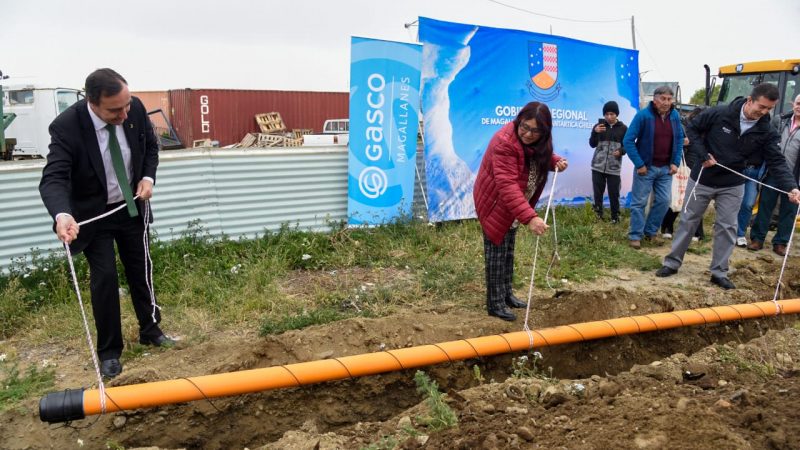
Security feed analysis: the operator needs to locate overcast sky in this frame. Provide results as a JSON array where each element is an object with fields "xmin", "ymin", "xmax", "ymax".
[{"xmin": 3, "ymin": 0, "xmax": 798, "ymax": 100}]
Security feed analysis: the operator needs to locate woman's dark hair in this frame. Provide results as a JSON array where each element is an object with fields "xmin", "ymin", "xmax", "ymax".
[
  {"xmin": 85, "ymin": 68, "xmax": 127, "ymax": 105},
  {"xmin": 513, "ymin": 101, "xmax": 554, "ymax": 187}
]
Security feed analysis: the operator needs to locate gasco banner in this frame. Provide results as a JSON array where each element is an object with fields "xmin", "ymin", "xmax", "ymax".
[
  {"xmin": 419, "ymin": 17, "xmax": 639, "ymax": 222},
  {"xmin": 348, "ymin": 37, "xmax": 422, "ymax": 225}
]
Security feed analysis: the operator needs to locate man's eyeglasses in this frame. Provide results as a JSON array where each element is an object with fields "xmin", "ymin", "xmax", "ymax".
[{"xmin": 519, "ymin": 122, "xmax": 543, "ymax": 135}]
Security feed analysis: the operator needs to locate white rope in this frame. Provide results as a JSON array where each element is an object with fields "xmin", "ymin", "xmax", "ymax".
[
  {"xmin": 76, "ymin": 196, "xmax": 138, "ymax": 227},
  {"xmin": 769, "ymin": 203, "xmax": 800, "ymax": 315},
  {"xmin": 715, "ymin": 162, "xmax": 792, "ymax": 195},
  {"xmin": 522, "ymin": 168, "xmax": 561, "ymax": 349},
  {"xmin": 683, "ymin": 160, "xmax": 796, "ymax": 313},
  {"xmin": 544, "ymin": 202, "xmax": 560, "ymax": 290},
  {"xmin": 64, "ymin": 243, "xmax": 106, "ymax": 413},
  {"xmin": 64, "ymin": 195, "xmax": 160, "ymax": 411},
  {"xmin": 141, "ymin": 201, "xmax": 161, "ymax": 322}
]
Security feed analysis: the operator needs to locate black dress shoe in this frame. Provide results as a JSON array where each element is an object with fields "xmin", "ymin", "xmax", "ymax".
[
  {"xmin": 655, "ymin": 266, "xmax": 678, "ymax": 277},
  {"xmin": 100, "ymin": 358, "xmax": 122, "ymax": 378},
  {"xmin": 505, "ymin": 294, "xmax": 528, "ymax": 308},
  {"xmin": 710, "ymin": 275, "xmax": 735, "ymax": 290},
  {"xmin": 139, "ymin": 334, "xmax": 177, "ymax": 347},
  {"xmin": 488, "ymin": 306, "xmax": 516, "ymax": 321}
]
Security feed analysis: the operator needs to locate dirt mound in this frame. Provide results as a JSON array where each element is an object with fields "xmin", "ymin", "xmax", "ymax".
[{"xmin": 2, "ymin": 249, "xmax": 800, "ymax": 449}]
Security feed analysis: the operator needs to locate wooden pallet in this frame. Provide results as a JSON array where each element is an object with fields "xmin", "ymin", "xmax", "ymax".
[
  {"xmin": 255, "ymin": 112, "xmax": 286, "ymax": 134},
  {"xmin": 291, "ymin": 128, "xmax": 313, "ymax": 139},
  {"xmin": 235, "ymin": 133, "xmax": 258, "ymax": 148},
  {"xmin": 283, "ymin": 137, "xmax": 302, "ymax": 147},
  {"xmin": 256, "ymin": 134, "xmax": 284, "ymax": 147},
  {"xmin": 252, "ymin": 133, "xmax": 303, "ymax": 148}
]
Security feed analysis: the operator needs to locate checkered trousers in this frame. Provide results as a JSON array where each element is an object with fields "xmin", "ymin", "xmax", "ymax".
[{"xmin": 483, "ymin": 227, "xmax": 517, "ymax": 310}]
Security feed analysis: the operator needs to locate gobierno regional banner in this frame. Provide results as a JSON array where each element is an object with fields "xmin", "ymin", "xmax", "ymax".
[{"xmin": 419, "ymin": 17, "xmax": 639, "ymax": 222}]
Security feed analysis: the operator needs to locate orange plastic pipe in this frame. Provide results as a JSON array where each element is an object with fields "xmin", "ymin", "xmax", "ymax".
[{"xmin": 39, "ymin": 299, "xmax": 800, "ymax": 422}]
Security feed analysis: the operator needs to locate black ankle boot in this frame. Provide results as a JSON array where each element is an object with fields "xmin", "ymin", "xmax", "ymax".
[
  {"xmin": 488, "ymin": 306, "xmax": 516, "ymax": 321},
  {"xmin": 505, "ymin": 294, "xmax": 527, "ymax": 308}
]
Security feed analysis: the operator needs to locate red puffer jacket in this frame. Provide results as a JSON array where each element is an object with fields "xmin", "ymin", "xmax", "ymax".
[{"xmin": 473, "ymin": 122, "xmax": 562, "ymax": 245}]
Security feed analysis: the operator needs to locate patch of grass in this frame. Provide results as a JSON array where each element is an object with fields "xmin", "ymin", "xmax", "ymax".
[
  {"xmin": 686, "ymin": 239, "xmax": 712, "ymax": 255},
  {"xmin": 104, "ymin": 440, "xmax": 125, "ymax": 450},
  {"xmin": 515, "ymin": 203, "xmax": 661, "ymax": 286},
  {"xmin": 716, "ymin": 345, "xmax": 777, "ymax": 379},
  {"xmin": 362, "ymin": 435, "xmax": 399, "ymax": 450},
  {"xmin": 0, "ymin": 362, "xmax": 55, "ymax": 412},
  {"xmin": 2, "ymin": 209, "xmax": 672, "ymax": 342},
  {"xmin": 259, "ymin": 307, "xmax": 348, "ymax": 336},
  {"xmin": 413, "ymin": 370, "xmax": 457, "ymax": 431}
]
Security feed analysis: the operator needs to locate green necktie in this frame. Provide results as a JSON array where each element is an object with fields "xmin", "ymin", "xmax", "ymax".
[{"xmin": 105, "ymin": 124, "xmax": 138, "ymax": 217}]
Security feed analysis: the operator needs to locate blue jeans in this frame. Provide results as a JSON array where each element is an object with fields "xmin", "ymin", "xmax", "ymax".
[
  {"xmin": 629, "ymin": 165, "xmax": 672, "ymax": 241},
  {"xmin": 736, "ymin": 165, "xmax": 764, "ymax": 237},
  {"xmin": 749, "ymin": 175, "xmax": 799, "ymax": 245}
]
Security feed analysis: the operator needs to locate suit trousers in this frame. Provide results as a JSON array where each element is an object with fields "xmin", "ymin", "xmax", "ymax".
[
  {"xmin": 483, "ymin": 227, "xmax": 517, "ymax": 311},
  {"xmin": 82, "ymin": 205, "xmax": 162, "ymax": 360}
]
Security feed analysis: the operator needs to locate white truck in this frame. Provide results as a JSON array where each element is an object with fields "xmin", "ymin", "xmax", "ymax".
[
  {"xmin": 2, "ymin": 84, "xmax": 83, "ymax": 158},
  {"xmin": 302, "ymin": 118, "xmax": 349, "ymax": 146}
]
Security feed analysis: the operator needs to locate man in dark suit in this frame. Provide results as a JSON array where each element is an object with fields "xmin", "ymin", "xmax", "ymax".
[{"xmin": 39, "ymin": 68, "xmax": 174, "ymax": 378}]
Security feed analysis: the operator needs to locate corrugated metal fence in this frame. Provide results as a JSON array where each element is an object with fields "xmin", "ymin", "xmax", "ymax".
[{"xmin": 0, "ymin": 146, "xmax": 429, "ymax": 272}]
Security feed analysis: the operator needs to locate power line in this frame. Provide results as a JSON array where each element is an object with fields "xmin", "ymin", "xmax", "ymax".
[
  {"xmin": 487, "ymin": 0, "xmax": 630, "ymax": 24},
  {"xmin": 634, "ymin": 27, "xmax": 666, "ymax": 82}
]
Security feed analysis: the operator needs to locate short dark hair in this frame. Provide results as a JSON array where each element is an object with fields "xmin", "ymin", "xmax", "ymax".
[
  {"xmin": 653, "ymin": 85, "xmax": 674, "ymax": 97},
  {"xmin": 85, "ymin": 68, "xmax": 127, "ymax": 104},
  {"xmin": 750, "ymin": 83, "xmax": 779, "ymax": 102}
]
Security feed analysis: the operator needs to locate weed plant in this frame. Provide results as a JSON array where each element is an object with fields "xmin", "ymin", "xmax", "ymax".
[
  {"xmin": 413, "ymin": 370, "xmax": 458, "ymax": 431},
  {"xmin": 511, "ymin": 351, "xmax": 555, "ymax": 382}
]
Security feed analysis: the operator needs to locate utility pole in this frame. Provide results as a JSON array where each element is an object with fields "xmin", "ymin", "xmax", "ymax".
[
  {"xmin": 0, "ymin": 70, "xmax": 15, "ymax": 160},
  {"xmin": 631, "ymin": 16, "xmax": 636, "ymax": 49}
]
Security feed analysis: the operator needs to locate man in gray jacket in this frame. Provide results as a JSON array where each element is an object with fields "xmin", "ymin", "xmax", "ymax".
[{"xmin": 748, "ymin": 94, "xmax": 800, "ymax": 256}]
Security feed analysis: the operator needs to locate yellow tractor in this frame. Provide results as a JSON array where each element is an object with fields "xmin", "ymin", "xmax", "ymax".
[{"xmin": 711, "ymin": 59, "xmax": 800, "ymax": 115}]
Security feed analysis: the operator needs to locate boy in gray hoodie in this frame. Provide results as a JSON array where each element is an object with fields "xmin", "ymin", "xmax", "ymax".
[{"xmin": 589, "ymin": 101, "xmax": 627, "ymax": 223}]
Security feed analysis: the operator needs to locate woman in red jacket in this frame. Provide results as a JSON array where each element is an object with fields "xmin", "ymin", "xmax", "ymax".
[{"xmin": 473, "ymin": 102, "xmax": 568, "ymax": 321}]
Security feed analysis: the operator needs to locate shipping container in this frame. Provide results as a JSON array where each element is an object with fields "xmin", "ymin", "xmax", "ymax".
[
  {"xmin": 131, "ymin": 90, "xmax": 171, "ymax": 131},
  {"xmin": 167, "ymin": 89, "xmax": 349, "ymax": 147}
]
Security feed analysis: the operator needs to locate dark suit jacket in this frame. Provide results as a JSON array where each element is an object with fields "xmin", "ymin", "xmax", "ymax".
[{"xmin": 39, "ymin": 96, "xmax": 159, "ymax": 252}]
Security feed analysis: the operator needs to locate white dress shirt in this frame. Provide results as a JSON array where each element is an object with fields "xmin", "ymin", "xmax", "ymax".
[{"xmin": 87, "ymin": 103, "xmax": 134, "ymax": 204}]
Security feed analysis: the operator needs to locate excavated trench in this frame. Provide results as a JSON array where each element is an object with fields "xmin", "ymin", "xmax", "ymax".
[
  {"xmin": 26, "ymin": 260, "xmax": 800, "ymax": 450},
  {"xmin": 107, "ymin": 317, "xmax": 795, "ymax": 450}
]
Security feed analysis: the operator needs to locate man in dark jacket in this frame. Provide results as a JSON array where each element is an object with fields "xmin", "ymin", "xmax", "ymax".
[
  {"xmin": 39, "ymin": 68, "xmax": 175, "ymax": 378},
  {"xmin": 655, "ymin": 83, "xmax": 800, "ymax": 289},
  {"xmin": 589, "ymin": 100, "xmax": 627, "ymax": 223}
]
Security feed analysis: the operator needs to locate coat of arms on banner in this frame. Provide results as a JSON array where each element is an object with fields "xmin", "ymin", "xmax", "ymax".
[{"xmin": 527, "ymin": 41, "xmax": 561, "ymax": 101}]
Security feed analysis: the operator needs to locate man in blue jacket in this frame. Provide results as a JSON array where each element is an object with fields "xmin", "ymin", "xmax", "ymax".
[
  {"xmin": 623, "ymin": 86, "xmax": 684, "ymax": 249},
  {"xmin": 655, "ymin": 83, "xmax": 800, "ymax": 289}
]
